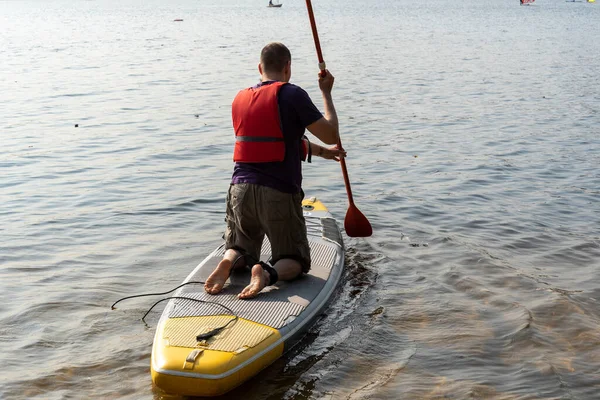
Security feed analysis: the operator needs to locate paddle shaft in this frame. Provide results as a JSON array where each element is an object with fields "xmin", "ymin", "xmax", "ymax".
[{"xmin": 305, "ymin": 0, "xmax": 355, "ymax": 206}]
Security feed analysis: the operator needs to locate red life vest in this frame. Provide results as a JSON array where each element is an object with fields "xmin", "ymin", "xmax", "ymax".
[{"xmin": 232, "ymin": 81, "xmax": 287, "ymax": 163}]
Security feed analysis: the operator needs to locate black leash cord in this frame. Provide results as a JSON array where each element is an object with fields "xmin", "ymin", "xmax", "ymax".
[
  {"xmin": 110, "ymin": 281, "xmax": 207, "ymax": 309},
  {"xmin": 110, "ymin": 254, "xmax": 248, "ymax": 310},
  {"xmin": 111, "ymin": 254, "xmax": 249, "ymax": 338}
]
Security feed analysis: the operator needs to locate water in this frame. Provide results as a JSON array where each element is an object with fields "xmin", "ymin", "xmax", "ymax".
[{"xmin": 1, "ymin": 0, "xmax": 599, "ymax": 398}]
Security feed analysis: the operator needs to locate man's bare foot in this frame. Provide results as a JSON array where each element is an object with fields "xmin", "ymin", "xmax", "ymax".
[
  {"xmin": 238, "ymin": 264, "xmax": 269, "ymax": 299},
  {"xmin": 204, "ymin": 259, "xmax": 233, "ymax": 295}
]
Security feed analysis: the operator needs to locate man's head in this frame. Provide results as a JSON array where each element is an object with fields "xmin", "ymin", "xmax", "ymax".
[{"xmin": 259, "ymin": 42, "xmax": 291, "ymax": 82}]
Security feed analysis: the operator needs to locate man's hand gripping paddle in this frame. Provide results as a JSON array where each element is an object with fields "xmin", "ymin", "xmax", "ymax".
[{"xmin": 305, "ymin": 0, "xmax": 372, "ymax": 238}]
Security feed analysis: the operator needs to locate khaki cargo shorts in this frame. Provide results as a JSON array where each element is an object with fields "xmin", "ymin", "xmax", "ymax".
[{"xmin": 224, "ymin": 183, "xmax": 311, "ymax": 273}]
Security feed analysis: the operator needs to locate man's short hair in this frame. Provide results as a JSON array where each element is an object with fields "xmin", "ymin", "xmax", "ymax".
[{"xmin": 260, "ymin": 42, "xmax": 291, "ymax": 74}]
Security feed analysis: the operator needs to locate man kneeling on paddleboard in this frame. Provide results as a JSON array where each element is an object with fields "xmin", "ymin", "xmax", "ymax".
[{"xmin": 205, "ymin": 42, "xmax": 345, "ymax": 299}]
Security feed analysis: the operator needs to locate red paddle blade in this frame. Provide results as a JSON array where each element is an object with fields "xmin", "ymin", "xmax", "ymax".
[{"xmin": 344, "ymin": 203, "xmax": 372, "ymax": 237}]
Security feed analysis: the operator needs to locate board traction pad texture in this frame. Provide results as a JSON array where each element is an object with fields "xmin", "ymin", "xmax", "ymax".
[{"xmin": 170, "ymin": 235, "xmax": 337, "ymax": 328}]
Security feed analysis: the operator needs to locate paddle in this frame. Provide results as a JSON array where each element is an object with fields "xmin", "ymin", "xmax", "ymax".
[{"xmin": 305, "ymin": 0, "xmax": 372, "ymax": 238}]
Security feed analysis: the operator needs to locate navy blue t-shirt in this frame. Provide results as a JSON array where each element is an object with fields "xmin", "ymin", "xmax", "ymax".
[{"xmin": 231, "ymin": 81, "xmax": 323, "ymax": 194}]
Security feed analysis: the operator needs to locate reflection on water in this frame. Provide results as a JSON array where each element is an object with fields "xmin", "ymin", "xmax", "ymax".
[{"xmin": 2, "ymin": 0, "xmax": 600, "ymax": 398}]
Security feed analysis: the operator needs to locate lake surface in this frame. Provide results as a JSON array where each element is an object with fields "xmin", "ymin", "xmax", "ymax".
[{"xmin": 1, "ymin": 0, "xmax": 600, "ymax": 399}]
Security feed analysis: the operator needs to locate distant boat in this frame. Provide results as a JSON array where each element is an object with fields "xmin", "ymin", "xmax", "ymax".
[
  {"xmin": 520, "ymin": 0, "xmax": 535, "ymax": 4},
  {"xmin": 268, "ymin": 0, "xmax": 283, "ymax": 7}
]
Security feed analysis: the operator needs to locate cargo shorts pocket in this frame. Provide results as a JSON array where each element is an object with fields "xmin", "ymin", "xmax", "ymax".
[
  {"xmin": 264, "ymin": 188, "xmax": 292, "ymax": 223},
  {"xmin": 228, "ymin": 184, "xmax": 247, "ymax": 214}
]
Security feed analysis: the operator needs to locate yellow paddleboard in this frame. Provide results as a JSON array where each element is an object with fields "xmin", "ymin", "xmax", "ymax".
[{"xmin": 151, "ymin": 197, "xmax": 344, "ymax": 397}]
